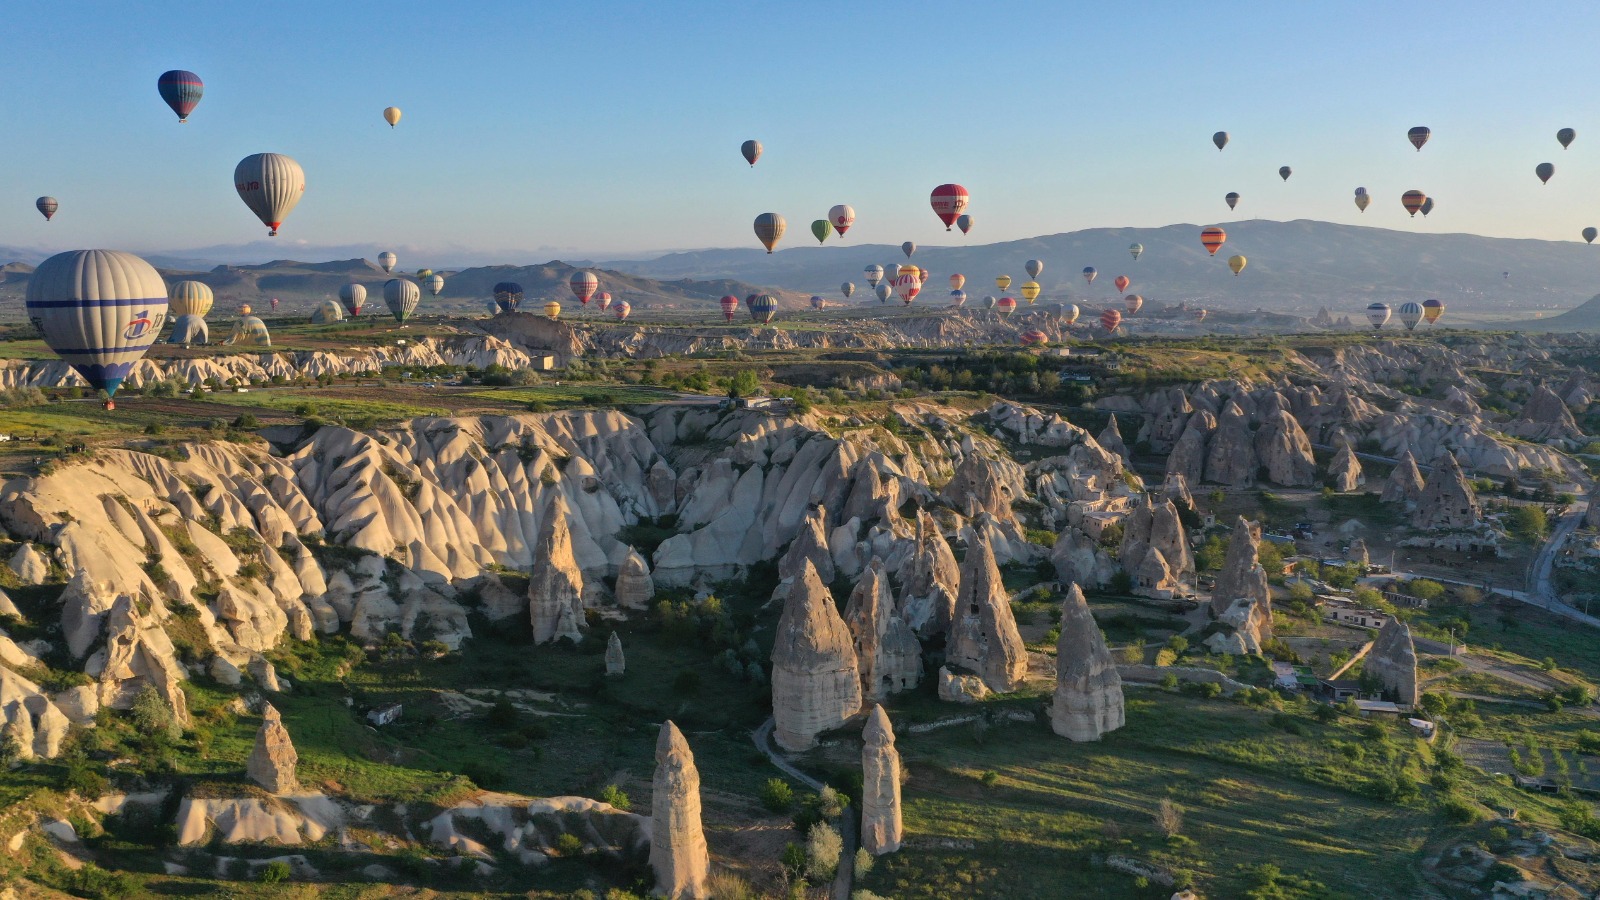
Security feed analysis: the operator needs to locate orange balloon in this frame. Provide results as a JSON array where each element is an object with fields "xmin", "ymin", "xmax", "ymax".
[
  {"xmin": 1200, "ymin": 227, "xmax": 1226, "ymax": 256},
  {"xmin": 1114, "ymin": 275, "xmax": 1130, "ymax": 293}
]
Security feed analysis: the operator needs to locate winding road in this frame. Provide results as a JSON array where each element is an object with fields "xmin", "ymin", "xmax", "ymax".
[
  {"xmin": 1524, "ymin": 498, "xmax": 1596, "ymax": 625},
  {"xmin": 753, "ymin": 718, "xmax": 858, "ymax": 900}
]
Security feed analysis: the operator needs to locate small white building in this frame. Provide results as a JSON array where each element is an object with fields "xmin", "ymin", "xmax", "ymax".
[
  {"xmin": 367, "ymin": 703, "xmax": 403, "ymax": 727},
  {"xmin": 1324, "ymin": 607, "xmax": 1390, "ymax": 630}
]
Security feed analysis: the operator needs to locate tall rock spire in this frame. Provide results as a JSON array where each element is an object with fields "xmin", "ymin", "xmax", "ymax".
[
  {"xmin": 770, "ymin": 560, "xmax": 863, "ymax": 751},
  {"xmin": 650, "ymin": 721, "xmax": 709, "ymax": 899},
  {"xmin": 1048, "ymin": 585, "xmax": 1124, "ymax": 741},
  {"xmin": 860, "ymin": 705, "xmax": 903, "ymax": 855},
  {"xmin": 946, "ymin": 530, "xmax": 1027, "ymax": 693},
  {"xmin": 247, "ymin": 703, "xmax": 298, "ymax": 795}
]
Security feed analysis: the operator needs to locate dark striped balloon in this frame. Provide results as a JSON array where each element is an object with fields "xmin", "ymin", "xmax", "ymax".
[
  {"xmin": 492, "ymin": 282, "xmax": 524, "ymax": 313},
  {"xmin": 749, "ymin": 294, "xmax": 777, "ymax": 324},
  {"xmin": 157, "ymin": 70, "xmax": 204, "ymax": 122}
]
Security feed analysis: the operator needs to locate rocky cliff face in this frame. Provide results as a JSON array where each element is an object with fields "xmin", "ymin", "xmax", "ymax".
[
  {"xmin": 1208, "ymin": 517, "xmax": 1272, "ymax": 649},
  {"xmin": 529, "ymin": 493, "xmax": 586, "ymax": 644},
  {"xmin": 860, "ymin": 705, "xmax": 903, "ymax": 856},
  {"xmin": 770, "ymin": 561, "xmax": 862, "ymax": 752},
  {"xmin": 1382, "ymin": 451, "xmax": 1427, "ymax": 506},
  {"xmin": 650, "ymin": 721, "xmax": 709, "ymax": 899},
  {"xmin": 1119, "ymin": 494, "xmax": 1192, "ymax": 599},
  {"xmin": 844, "ymin": 559, "xmax": 922, "ymax": 702},
  {"xmin": 1328, "ymin": 441, "xmax": 1365, "ymax": 492},
  {"xmin": 1049, "ymin": 585, "xmax": 1124, "ymax": 741},
  {"xmin": 947, "ymin": 532, "xmax": 1027, "ymax": 693}
]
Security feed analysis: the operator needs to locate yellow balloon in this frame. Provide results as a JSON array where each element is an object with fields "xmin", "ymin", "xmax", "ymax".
[
  {"xmin": 239, "ymin": 304, "xmax": 253, "ymax": 315},
  {"xmin": 383, "ymin": 106, "xmax": 402, "ymax": 127},
  {"xmin": 543, "ymin": 301, "xmax": 562, "ymax": 320},
  {"xmin": 1228, "ymin": 255, "xmax": 1247, "ymax": 276},
  {"xmin": 995, "ymin": 275, "xmax": 1012, "ymax": 290},
  {"xmin": 1020, "ymin": 281, "xmax": 1042, "ymax": 302}
]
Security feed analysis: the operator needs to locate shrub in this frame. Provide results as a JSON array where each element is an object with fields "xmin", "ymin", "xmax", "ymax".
[
  {"xmin": 980, "ymin": 770, "xmax": 999, "ymax": 788},
  {"xmin": 599, "ymin": 784, "xmax": 632, "ymax": 811},
  {"xmin": 1153, "ymin": 799, "xmax": 1183, "ymax": 838},
  {"xmin": 130, "ymin": 685, "xmax": 181, "ymax": 743},
  {"xmin": 761, "ymin": 778, "xmax": 795, "ymax": 813},
  {"xmin": 259, "ymin": 860, "xmax": 292, "ymax": 884},
  {"xmin": 554, "ymin": 832, "xmax": 584, "ymax": 856},
  {"xmin": 1436, "ymin": 796, "xmax": 1485, "ymax": 824},
  {"xmin": 853, "ymin": 847, "xmax": 874, "ymax": 878},
  {"xmin": 1180, "ymin": 680, "xmax": 1222, "ymax": 699},
  {"xmin": 804, "ymin": 822, "xmax": 843, "ymax": 881}
]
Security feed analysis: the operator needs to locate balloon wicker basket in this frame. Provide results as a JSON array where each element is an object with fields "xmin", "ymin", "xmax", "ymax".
[{"xmin": 103, "ymin": 400, "xmax": 115, "ymax": 411}]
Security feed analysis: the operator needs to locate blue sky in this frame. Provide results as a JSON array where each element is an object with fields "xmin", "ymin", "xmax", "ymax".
[{"xmin": 1, "ymin": 1, "xmax": 1597, "ymax": 263}]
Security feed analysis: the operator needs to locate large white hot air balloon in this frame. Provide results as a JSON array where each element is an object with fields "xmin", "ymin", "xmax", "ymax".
[
  {"xmin": 384, "ymin": 278, "xmax": 421, "ymax": 324},
  {"xmin": 26, "ymin": 250, "xmax": 168, "ymax": 404},
  {"xmin": 339, "ymin": 283, "xmax": 367, "ymax": 316},
  {"xmin": 864, "ymin": 265, "xmax": 884, "ymax": 287},
  {"xmin": 828, "ymin": 204, "xmax": 855, "ymax": 236},
  {"xmin": 167, "ymin": 280, "xmax": 214, "ymax": 318},
  {"xmin": 1397, "ymin": 301, "xmax": 1423, "ymax": 331},
  {"xmin": 1365, "ymin": 302, "xmax": 1392, "ymax": 330},
  {"xmin": 426, "ymin": 274, "xmax": 445, "ymax": 297},
  {"xmin": 234, "ymin": 153, "xmax": 305, "ymax": 236},
  {"xmin": 378, "ymin": 251, "xmax": 397, "ymax": 273},
  {"xmin": 310, "ymin": 299, "xmax": 345, "ymax": 324}
]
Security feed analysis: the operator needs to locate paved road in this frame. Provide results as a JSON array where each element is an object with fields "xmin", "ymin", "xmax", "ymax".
[
  {"xmin": 1524, "ymin": 499, "xmax": 1596, "ymax": 626},
  {"xmin": 752, "ymin": 717, "xmax": 857, "ymax": 900}
]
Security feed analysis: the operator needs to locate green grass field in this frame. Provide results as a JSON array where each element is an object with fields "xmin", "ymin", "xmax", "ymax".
[{"xmin": 467, "ymin": 384, "xmax": 694, "ymax": 407}]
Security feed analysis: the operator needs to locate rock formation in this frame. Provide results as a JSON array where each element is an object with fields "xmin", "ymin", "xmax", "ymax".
[
  {"xmin": 1048, "ymin": 584, "xmax": 1124, "ymax": 741},
  {"xmin": 897, "ymin": 511, "xmax": 961, "ymax": 636},
  {"xmin": 1119, "ymin": 494, "xmax": 1192, "ymax": 599},
  {"xmin": 936, "ymin": 666, "xmax": 988, "ymax": 703},
  {"xmin": 1345, "ymin": 538, "xmax": 1370, "ymax": 568},
  {"xmin": 1506, "ymin": 384, "xmax": 1585, "ymax": 445},
  {"xmin": 941, "ymin": 453, "xmax": 1018, "ymax": 526},
  {"xmin": 1254, "ymin": 407, "xmax": 1319, "ymax": 486},
  {"xmin": 770, "ymin": 560, "xmax": 862, "ymax": 751},
  {"xmin": 649, "ymin": 721, "xmax": 709, "ymax": 899},
  {"xmin": 1382, "ymin": 450, "xmax": 1427, "ymax": 506},
  {"xmin": 1587, "ymin": 487, "xmax": 1600, "ymax": 529},
  {"xmin": 1162, "ymin": 473, "xmax": 1194, "ymax": 513},
  {"xmin": 1365, "ymin": 618, "xmax": 1420, "ymax": 707},
  {"xmin": 529, "ymin": 493, "xmax": 585, "ymax": 644},
  {"xmin": 777, "ymin": 505, "xmax": 836, "ymax": 586},
  {"xmin": 1209, "ymin": 518, "xmax": 1271, "ymax": 641},
  {"xmin": 843, "ymin": 559, "xmax": 921, "ymax": 701},
  {"xmin": 1165, "ymin": 410, "xmax": 1214, "ymax": 485},
  {"xmin": 1097, "ymin": 414, "xmax": 1130, "ymax": 462},
  {"xmin": 860, "ymin": 705, "xmax": 903, "ymax": 855},
  {"xmin": 605, "ymin": 632, "xmax": 626, "ymax": 676},
  {"xmin": 1204, "ymin": 401, "xmax": 1257, "ymax": 486},
  {"xmin": 247, "ymin": 703, "xmax": 298, "ymax": 795},
  {"xmin": 1328, "ymin": 441, "xmax": 1365, "ymax": 492},
  {"xmin": 946, "ymin": 532, "xmax": 1027, "ymax": 693},
  {"xmin": 1412, "ymin": 453, "xmax": 1480, "ymax": 530},
  {"xmin": 614, "ymin": 549, "xmax": 656, "ymax": 610}
]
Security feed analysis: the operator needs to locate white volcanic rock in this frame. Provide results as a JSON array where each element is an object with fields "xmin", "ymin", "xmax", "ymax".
[
  {"xmin": 897, "ymin": 511, "xmax": 960, "ymax": 636},
  {"xmin": 941, "ymin": 452, "xmax": 1020, "ymax": 527},
  {"xmin": 0, "ymin": 666, "xmax": 71, "ymax": 759},
  {"xmin": 1506, "ymin": 384, "xmax": 1585, "ymax": 445},
  {"xmin": 1049, "ymin": 585, "xmax": 1124, "ymax": 741},
  {"xmin": 1051, "ymin": 528, "xmax": 1115, "ymax": 590},
  {"xmin": 936, "ymin": 666, "xmax": 988, "ymax": 703},
  {"xmin": 1328, "ymin": 441, "xmax": 1365, "ymax": 492},
  {"xmin": 1097, "ymin": 415, "xmax": 1130, "ymax": 461},
  {"xmin": 247, "ymin": 703, "xmax": 299, "ymax": 795},
  {"xmin": 946, "ymin": 531, "xmax": 1027, "ymax": 693},
  {"xmin": 1365, "ymin": 618, "xmax": 1419, "ymax": 707},
  {"xmin": 1205, "ymin": 401, "xmax": 1257, "ymax": 487},
  {"xmin": 1254, "ymin": 407, "xmax": 1318, "ymax": 487},
  {"xmin": 605, "ymin": 632, "xmax": 625, "ymax": 676},
  {"xmin": 529, "ymin": 493, "xmax": 585, "ymax": 644},
  {"xmin": 859, "ymin": 705, "xmax": 903, "ymax": 856},
  {"xmin": 1208, "ymin": 517, "xmax": 1271, "ymax": 643},
  {"xmin": 770, "ymin": 561, "xmax": 862, "ymax": 752},
  {"xmin": 1119, "ymin": 494, "xmax": 1193, "ymax": 599},
  {"xmin": 1412, "ymin": 453, "xmax": 1480, "ymax": 530},
  {"xmin": 844, "ymin": 559, "xmax": 922, "ymax": 702},
  {"xmin": 1382, "ymin": 450, "xmax": 1427, "ymax": 505},
  {"xmin": 9, "ymin": 543, "xmax": 49, "ymax": 585},
  {"xmin": 777, "ymin": 505, "xmax": 837, "ymax": 586},
  {"xmin": 650, "ymin": 721, "xmax": 709, "ymax": 899},
  {"xmin": 614, "ymin": 548, "xmax": 656, "ymax": 610},
  {"xmin": 1165, "ymin": 410, "xmax": 1214, "ymax": 485},
  {"xmin": 87, "ymin": 595, "xmax": 191, "ymax": 726}
]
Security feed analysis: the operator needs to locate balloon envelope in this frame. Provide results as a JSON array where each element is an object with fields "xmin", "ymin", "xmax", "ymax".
[
  {"xmin": 1081, "ymin": 266, "xmax": 1096, "ymax": 285},
  {"xmin": 1422, "ymin": 298, "xmax": 1445, "ymax": 324},
  {"xmin": 1401, "ymin": 190, "xmax": 1427, "ymax": 216},
  {"xmin": 1025, "ymin": 259, "xmax": 1044, "ymax": 278},
  {"xmin": 984, "ymin": 296, "xmax": 998, "ymax": 309},
  {"xmin": 1355, "ymin": 194, "xmax": 1371, "ymax": 212},
  {"xmin": 749, "ymin": 294, "xmax": 777, "ymax": 323},
  {"xmin": 950, "ymin": 290, "xmax": 967, "ymax": 307},
  {"xmin": 378, "ymin": 251, "xmax": 397, "ymax": 273},
  {"xmin": 311, "ymin": 299, "xmax": 345, "ymax": 324},
  {"xmin": 383, "ymin": 107, "xmax": 401, "ymax": 127},
  {"xmin": 995, "ymin": 275, "xmax": 1012, "ymax": 290},
  {"xmin": 1100, "ymin": 308, "xmax": 1122, "ymax": 332},
  {"xmin": 929, "ymin": 183, "xmax": 969, "ymax": 230},
  {"xmin": 1558, "ymin": 127, "xmax": 1577, "ymax": 149},
  {"xmin": 1228, "ymin": 255, "xmax": 1247, "ymax": 276},
  {"xmin": 1200, "ymin": 227, "xmax": 1226, "ymax": 255},
  {"xmin": 741, "ymin": 139, "xmax": 761, "ymax": 166},
  {"xmin": 227, "ymin": 316, "xmax": 271, "ymax": 347},
  {"xmin": 956, "ymin": 214, "xmax": 974, "ymax": 235},
  {"xmin": 234, "ymin": 153, "xmax": 305, "ymax": 236},
  {"xmin": 840, "ymin": 282, "xmax": 855, "ymax": 299},
  {"xmin": 1421, "ymin": 197, "xmax": 1435, "ymax": 217},
  {"xmin": 543, "ymin": 301, "xmax": 562, "ymax": 320},
  {"xmin": 426, "ymin": 274, "xmax": 445, "ymax": 296},
  {"xmin": 1537, "ymin": 162, "xmax": 1555, "ymax": 184},
  {"xmin": 168, "ymin": 280, "xmax": 214, "ymax": 318},
  {"xmin": 1212, "ymin": 131, "xmax": 1229, "ymax": 150},
  {"xmin": 1225, "ymin": 192, "xmax": 1239, "ymax": 210},
  {"xmin": 811, "ymin": 219, "xmax": 833, "ymax": 243},
  {"xmin": 1585, "ymin": 227, "xmax": 1598, "ymax": 244},
  {"xmin": 157, "ymin": 70, "xmax": 204, "ymax": 122},
  {"xmin": 1020, "ymin": 330, "xmax": 1048, "ymax": 347},
  {"xmin": 26, "ymin": 250, "xmax": 169, "ymax": 397},
  {"xmin": 493, "ymin": 282, "xmax": 524, "ymax": 313},
  {"xmin": 875, "ymin": 284, "xmax": 892, "ymax": 303},
  {"xmin": 1365, "ymin": 302, "xmax": 1391, "ymax": 330},
  {"xmin": 1124, "ymin": 294, "xmax": 1144, "ymax": 315},
  {"xmin": 1279, "ymin": 166, "xmax": 1292, "ymax": 181},
  {"xmin": 719, "ymin": 295, "xmax": 739, "ymax": 321},
  {"xmin": 569, "ymin": 271, "xmax": 599, "ymax": 304},
  {"xmin": 828, "ymin": 204, "xmax": 855, "ymax": 235},
  {"xmin": 1113, "ymin": 275, "xmax": 1130, "ymax": 293},
  {"xmin": 36, "ymin": 197, "xmax": 58, "ymax": 221},
  {"xmin": 810, "ymin": 295, "xmax": 825, "ymax": 310},
  {"xmin": 1020, "ymin": 281, "xmax": 1041, "ymax": 302},
  {"xmin": 1407, "ymin": 126, "xmax": 1431, "ymax": 150},
  {"xmin": 754, "ymin": 213, "xmax": 786, "ymax": 253},
  {"xmin": 613, "ymin": 301, "xmax": 631, "ymax": 320},
  {"xmin": 893, "ymin": 273, "xmax": 921, "ymax": 305},
  {"xmin": 864, "ymin": 265, "xmax": 884, "ymax": 286},
  {"xmin": 949, "ymin": 273, "xmax": 965, "ymax": 291},
  {"xmin": 1062, "ymin": 304, "xmax": 1079, "ymax": 325},
  {"xmin": 901, "ymin": 241, "xmax": 916, "ymax": 258},
  {"xmin": 384, "ymin": 279, "xmax": 421, "ymax": 323},
  {"xmin": 1397, "ymin": 301, "xmax": 1423, "ymax": 331},
  {"xmin": 339, "ymin": 282, "xmax": 367, "ymax": 316},
  {"xmin": 996, "ymin": 296, "xmax": 1016, "ymax": 317},
  {"xmin": 595, "ymin": 291, "xmax": 612, "ymax": 311},
  {"xmin": 1129, "ymin": 243, "xmax": 1143, "ymax": 260}
]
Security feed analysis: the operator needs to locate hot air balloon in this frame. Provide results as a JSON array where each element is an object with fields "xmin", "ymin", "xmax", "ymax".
[
  {"xmin": 1407, "ymin": 126, "xmax": 1431, "ymax": 151},
  {"xmin": 864, "ymin": 265, "xmax": 884, "ymax": 287},
  {"xmin": 1081, "ymin": 267, "xmax": 1097, "ymax": 285},
  {"xmin": 234, "ymin": 153, "xmax": 305, "ymax": 236},
  {"xmin": 1100, "ymin": 308, "xmax": 1122, "ymax": 333},
  {"xmin": 917, "ymin": 267, "xmax": 930, "ymax": 284},
  {"xmin": 950, "ymin": 290, "xmax": 968, "ymax": 307},
  {"xmin": 36, "ymin": 197, "xmax": 58, "ymax": 221},
  {"xmin": 893, "ymin": 272, "xmax": 921, "ymax": 305},
  {"xmin": 811, "ymin": 219, "xmax": 833, "ymax": 244},
  {"xmin": 1558, "ymin": 127, "xmax": 1577, "ymax": 149},
  {"xmin": 1020, "ymin": 281, "xmax": 1042, "ymax": 303},
  {"xmin": 569, "ymin": 271, "xmax": 599, "ymax": 304},
  {"xmin": 1124, "ymin": 294, "xmax": 1144, "ymax": 315},
  {"xmin": 749, "ymin": 294, "xmax": 777, "ymax": 324},
  {"xmin": 929, "ymin": 184, "xmax": 969, "ymax": 230},
  {"xmin": 1130, "ymin": 243, "xmax": 1144, "ymax": 260},
  {"xmin": 1422, "ymin": 298, "xmax": 1444, "ymax": 324},
  {"xmin": 1585, "ymin": 227, "xmax": 1598, "ymax": 244},
  {"xmin": 1355, "ymin": 186, "xmax": 1368, "ymax": 196},
  {"xmin": 875, "ymin": 283, "xmax": 892, "ymax": 303},
  {"xmin": 1401, "ymin": 190, "xmax": 1427, "ymax": 216},
  {"xmin": 1228, "ymin": 255, "xmax": 1247, "ymax": 276},
  {"xmin": 267, "ymin": 297, "xmax": 278, "ymax": 311},
  {"xmin": 493, "ymin": 282, "xmax": 523, "ymax": 313},
  {"xmin": 1279, "ymin": 166, "xmax": 1292, "ymax": 181},
  {"xmin": 426, "ymin": 274, "xmax": 445, "ymax": 297},
  {"xmin": 995, "ymin": 275, "xmax": 1012, "ymax": 290},
  {"xmin": 840, "ymin": 282, "xmax": 855, "ymax": 299},
  {"xmin": 416, "ymin": 268, "xmax": 433, "ymax": 279},
  {"xmin": 595, "ymin": 292, "xmax": 613, "ymax": 312},
  {"xmin": 169, "ymin": 281, "xmax": 214, "ymax": 319},
  {"xmin": 1397, "ymin": 301, "xmax": 1423, "ymax": 331},
  {"xmin": 613, "ymin": 301, "xmax": 631, "ymax": 321},
  {"xmin": 1212, "ymin": 131, "xmax": 1229, "ymax": 150},
  {"xmin": 901, "ymin": 241, "xmax": 916, "ymax": 259},
  {"xmin": 741, "ymin": 139, "xmax": 762, "ymax": 166},
  {"xmin": 956, "ymin": 214, "xmax": 974, "ymax": 235},
  {"xmin": 949, "ymin": 274, "xmax": 966, "ymax": 291},
  {"xmin": 1421, "ymin": 197, "xmax": 1435, "ymax": 217},
  {"xmin": 885, "ymin": 264, "xmax": 902, "ymax": 283},
  {"xmin": 240, "ymin": 304, "xmax": 253, "ymax": 316},
  {"xmin": 996, "ymin": 296, "xmax": 1017, "ymax": 317},
  {"xmin": 1114, "ymin": 275, "xmax": 1130, "ymax": 293},
  {"xmin": 1062, "ymin": 304, "xmax": 1080, "ymax": 325},
  {"xmin": 1537, "ymin": 163, "xmax": 1555, "ymax": 184},
  {"xmin": 1020, "ymin": 330, "xmax": 1048, "ymax": 347},
  {"xmin": 719, "ymin": 295, "xmax": 739, "ymax": 321},
  {"xmin": 1225, "ymin": 192, "xmax": 1240, "ymax": 210},
  {"xmin": 984, "ymin": 296, "xmax": 998, "ymax": 309},
  {"xmin": 543, "ymin": 301, "xmax": 562, "ymax": 320},
  {"xmin": 810, "ymin": 295, "xmax": 825, "ymax": 310},
  {"xmin": 27, "ymin": 250, "xmax": 168, "ymax": 404},
  {"xmin": 339, "ymin": 283, "xmax": 367, "ymax": 316},
  {"xmin": 226, "ymin": 316, "xmax": 271, "ymax": 347},
  {"xmin": 1355, "ymin": 193, "xmax": 1371, "ymax": 212},
  {"xmin": 383, "ymin": 107, "xmax": 401, "ymax": 128},
  {"xmin": 157, "ymin": 70, "xmax": 203, "ymax": 122},
  {"xmin": 1025, "ymin": 259, "xmax": 1044, "ymax": 279},
  {"xmin": 829, "ymin": 204, "xmax": 855, "ymax": 235},
  {"xmin": 1195, "ymin": 308, "xmax": 1208, "ymax": 322},
  {"xmin": 754, "ymin": 213, "xmax": 786, "ymax": 253},
  {"xmin": 384, "ymin": 279, "xmax": 420, "ymax": 324},
  {"xmin": 311, "ymin": 299, "xmax": 345, "ymax": 324},
  {"xmin": 378, "ymin": 251, "xmax": 397, "ymax": 273},
  {"xmin": 1200, "ymin": 228, "xmax": 1226, "ymax": 255},
  {"xmin": 1365, "ymin": 302, "xmax": 1391, "ymax": 330}
]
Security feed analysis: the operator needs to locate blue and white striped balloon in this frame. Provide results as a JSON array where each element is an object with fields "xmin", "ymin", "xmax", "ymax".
[{"xmin": 26, "ymin": 250, "xmax": 168, "ymax": 398}]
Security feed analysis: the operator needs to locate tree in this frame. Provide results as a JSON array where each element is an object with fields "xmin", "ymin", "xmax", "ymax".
[
  {"xmin": 727, "ymin": 369, "xmax": 761, "ymax": 399},
  {"xmin": 804, "ymin": 822, "xmax": 843, "ymax": 881},
  {"xmin": 1153, "ymin": 799, "xmax": 1184, "ymax": 838},
  {"xmin": 761, "ymin": 778, "xmax": 795, "ymax": 813},
  {"xmin": 1406, "ymin": 579, "xmax": 1445, "ymax": 603},
  {"xmin": 130, "ymin": 685, "xmax": 181, "ymax": 744},
  {"xmin": 1508, "ymin": 505, "xmax": 1548, "ymax": 543}
]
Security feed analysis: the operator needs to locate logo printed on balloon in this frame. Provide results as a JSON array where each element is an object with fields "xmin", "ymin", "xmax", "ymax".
[{"xmin": 124, "ymin": 312, "xmax": 154, "ymax": 340}]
